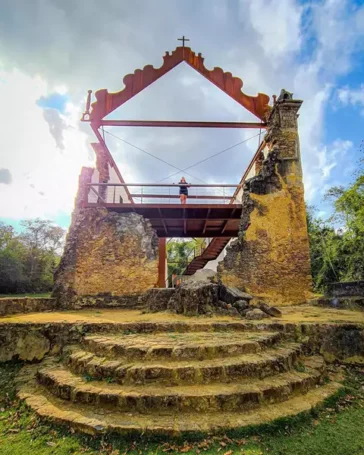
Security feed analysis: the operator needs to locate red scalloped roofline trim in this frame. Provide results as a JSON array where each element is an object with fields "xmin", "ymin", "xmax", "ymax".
[{"xmin": 90, "ymin": 46, "xmax": 271, "ymax": 123}]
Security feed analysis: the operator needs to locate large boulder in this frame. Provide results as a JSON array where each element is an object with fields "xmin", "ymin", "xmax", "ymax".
[
  {"xmin": 245, "ymin": 308, "xmax": 269, "ymax": 320},
  {"xmin": 144, "ymin": 288, "xmax": 176, "ymax": 312},
  {"xmin": 219, "ymin": 286, "xmax": 252, "ymax": 304},
  {"xmin": 168, "ymin": 281, "xmax": 220, "ymax": 316},
  {"xmin": 186, "ymin": 269, "xmax": 218, "ymax": 284},
  {"xmin": 233, "ymin": 300, "xmax": 250, "ymax": 312},
  {"xmin": 258, "ymin": 302, "xmax": 283, "ymax": 318}
]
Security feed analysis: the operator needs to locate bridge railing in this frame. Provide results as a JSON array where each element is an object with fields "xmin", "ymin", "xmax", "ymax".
[{"xmin": 86, "ymin": 183, "xmax": 240, "ymax": 205}]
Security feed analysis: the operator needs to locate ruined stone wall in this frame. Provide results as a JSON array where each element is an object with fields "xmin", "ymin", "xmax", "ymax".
[
  {"xmin": 0, "ymin": 298, "xmax": 56, "ymax": 317},
  {"xmin": 53, "ymin": 168, "xmax": 159, "ymax": 308},
  {"xmin": 219, "ymin": 93, "xmax": 313, "ymax": 305}
]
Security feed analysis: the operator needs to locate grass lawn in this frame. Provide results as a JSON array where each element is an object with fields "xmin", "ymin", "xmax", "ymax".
[
  {"xmin": 0, "ymin": 363, "xmax": 363, "ymax": 455},
  {"xmin": 0, "ymin": 293, "xmax": 51, "ymax": 299}
]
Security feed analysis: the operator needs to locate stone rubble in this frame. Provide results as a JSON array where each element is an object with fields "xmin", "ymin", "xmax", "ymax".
[{"xmin": 146, "ymin": 270, "xmax": 280, "ymax": 319}]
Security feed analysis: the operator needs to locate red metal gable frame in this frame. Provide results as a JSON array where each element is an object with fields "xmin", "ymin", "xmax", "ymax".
[{"xmin": 82, "ymin": 46, "xmax": 271, "ymax": 126}]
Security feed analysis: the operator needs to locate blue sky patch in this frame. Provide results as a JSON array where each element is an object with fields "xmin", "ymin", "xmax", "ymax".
[{"xmin": 37, "ymin": 92, "xmax": 69, "ymax": 113}]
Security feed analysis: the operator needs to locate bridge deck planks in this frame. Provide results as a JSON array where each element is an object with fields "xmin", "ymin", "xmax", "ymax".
[{"xmin": 86, "ymin": 203, "xmax": 242, "ymax": 238}]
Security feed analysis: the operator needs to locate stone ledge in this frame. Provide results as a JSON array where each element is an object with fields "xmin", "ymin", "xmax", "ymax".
[
  {"xmin": 0, "ymin": 297, "xmax": 57, "ymax": 317},
  {"xmin": 63, "ymin": 294, "xmax": 145, "ymax": 310},
  {"xmin": 326, "ymin": 281, "xmax": 364, "ymax": 298},
  {"xmin": 312, "ymin": 296, "xmax": 364, "ymax": 311},
  {"xmin": 0, "ymin": 309, "xmax": 363, "ymax": 364}
]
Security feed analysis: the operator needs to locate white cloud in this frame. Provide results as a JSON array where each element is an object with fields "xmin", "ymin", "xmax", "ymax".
[
  {"xmin": 310, "ymin": 0, "xmax": 364, "ymax": 75},
  {"xmin": 0, "ymin": 0, "xmax": 363, "ymax": 224},
  {"xmin": 307, "ymin": 139, "xmax": 353, "ymax": 199},
  {"xmin": 337, "ymin": 84, "xmax": 364, "ymax": 113},
  {"xmin": 0, "ymin": 69, "xmax": 92, "ymax": 219},
  {"xmin": 245, "ymin": 0, "xmax": 303, "ymax": 61}
]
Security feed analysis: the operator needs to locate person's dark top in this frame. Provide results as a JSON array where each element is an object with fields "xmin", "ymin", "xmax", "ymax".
[{"xmin": 179, "ymin": 181, "xmax": 188, "ymax": 195}]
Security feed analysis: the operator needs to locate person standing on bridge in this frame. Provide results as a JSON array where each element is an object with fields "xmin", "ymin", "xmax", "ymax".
[{"xmin": 179, "ymin": 177, "xmax": 189, "ymax": 204}]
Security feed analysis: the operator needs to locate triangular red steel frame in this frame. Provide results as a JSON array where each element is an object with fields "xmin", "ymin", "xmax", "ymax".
[{"xmin": 87, "ymin": 46, "xmax": 271, "ymax": 124}]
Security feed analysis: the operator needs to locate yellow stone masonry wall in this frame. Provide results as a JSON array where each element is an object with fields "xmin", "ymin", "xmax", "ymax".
[
  {"xmin": 53, "ymin": 200, "xmax": 159, "ymax": 307},
  {"xmin": 220, "ymin": 184, "xmax": 312, "ymax": 305},
  {"xmin": 219, "ymin": 94, "xmax": 313, "ymax": 305},
  {"xmin": 73, "ymin": 210, "xmax": 159, "ymax": 296}
]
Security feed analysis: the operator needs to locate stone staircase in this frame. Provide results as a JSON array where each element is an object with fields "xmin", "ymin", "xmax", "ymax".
[{"xmin": 17, "ymin": 324, "xmax": 340, "ymax": 436}]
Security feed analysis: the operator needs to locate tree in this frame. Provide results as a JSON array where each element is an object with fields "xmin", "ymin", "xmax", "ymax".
[
  {"xmin": 19, "ymin": 219, "xmax": 65, "ymax": 292},
  {"xmin": 0, "ymin": 222, "xmax": 26, "ymax": 293},
  {"xmin": 0, "ymin": 219, "xmax": 65, "ymax": 294},
  {"xmin": 326, "ymin": 174, "xmax": 364, "ymax": 281},
  {"xmin": 166, "ymin": 238, "xmax": 211, "ymax": 286},
  {"xmin": 307, "ymin": 165, "xmax": 364, "ymax": 290},
  {"xmin": 306, "ymin": 208, "xmax": 343, "ymax": 291}
]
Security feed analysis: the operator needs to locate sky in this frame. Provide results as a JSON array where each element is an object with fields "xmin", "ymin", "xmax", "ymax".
[{"xmin": 0, "ymin": 0, "xmax": 363, "ymax": 230}]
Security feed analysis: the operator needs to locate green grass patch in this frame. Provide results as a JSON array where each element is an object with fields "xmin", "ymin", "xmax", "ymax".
[
  {"xmin": 0, "ymin": 362, "xmax": 363, "ymax": 454},
  {"xmin": 294, "ymin": 361, "xmax": 306, "ymax": 373}
]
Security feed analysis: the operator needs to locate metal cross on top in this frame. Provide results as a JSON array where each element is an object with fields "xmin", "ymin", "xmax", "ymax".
[{"xmin": 178, "ymin": 35, "xmax": 190, "ymax": 48}]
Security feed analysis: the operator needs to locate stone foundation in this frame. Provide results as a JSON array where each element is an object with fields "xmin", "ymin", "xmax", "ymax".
[
  {"xmin": 53, "ymin": 205, "xmax": 159, "ymax": 308},
  {"xmin": 327, "ymin": 281, "xmax": 364, "ymax": 298},
  {"xmin": 0, "ymin": 298, "xmax": 56, "ymax": 317},
  {"xmin": 0, "ymin": 308, "xmax": 363, "ymax": 364}
]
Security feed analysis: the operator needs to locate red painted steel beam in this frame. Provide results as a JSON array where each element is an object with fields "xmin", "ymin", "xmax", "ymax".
[
  {"xmin": 203, "ymin": 208, "xmax": 211, "ymax": 235},
  {"xmin": 150, "ymin": 216, "xmax": 240, "ymax": 221},
  {"xmin": 158, "ymin": 238, "xmax": 167, "ymax": 288},
  {"xmin": 99, "ymin": 120, "xmax": 267, "ymax": 129},
  {"xmin": 157, "ymin": 231, "xmax": 239, "ymax": 238}
]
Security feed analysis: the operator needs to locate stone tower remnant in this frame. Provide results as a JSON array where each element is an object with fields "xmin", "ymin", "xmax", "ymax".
[{"xmin": 218, "ymin": 90, "xmax": 313, "ymax": 305}]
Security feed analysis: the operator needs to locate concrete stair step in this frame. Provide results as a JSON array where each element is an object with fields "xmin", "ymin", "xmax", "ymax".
[
  {"xmin": 82, "ymin": 331, "xmax": 283, "ymax": 361},
  {"xmin": 36, "ymin": 356, "xmax": 325, "ymax": 414},
  {"xmin": 17, "ymin": 363, "xmax": 339, "ymax": 436},
  {"xmin": 65, "ymin": 343, "xmax": 302, "ymax": 385}
]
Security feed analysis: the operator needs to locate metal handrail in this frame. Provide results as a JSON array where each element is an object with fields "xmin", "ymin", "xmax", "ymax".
[
  {"xmin": 86, "ymin": 183, "xmax": 239, "ymax": 205},
  {"xmin": 87, "ymin": 183, "xmax": 239, "ymax": 188}
]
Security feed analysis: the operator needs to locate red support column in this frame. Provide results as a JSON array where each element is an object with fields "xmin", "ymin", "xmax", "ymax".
[{"xmin": 158, "ymin": 238, "xmax": 167, "ymax": 288}]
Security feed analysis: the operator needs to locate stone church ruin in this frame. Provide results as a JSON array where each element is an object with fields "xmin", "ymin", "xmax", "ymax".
[
  {"xmin": 53, "ymin": 44, "xmax": 312, "ymax": 308},
  {"xmin": 1, "ymin": 41, "xmax": 363, "ymax": 439}
]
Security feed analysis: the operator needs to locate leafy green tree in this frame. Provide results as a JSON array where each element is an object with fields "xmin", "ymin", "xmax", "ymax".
[
  {"xmin": 166, "ymin": 238, "xmax": 211, "ymax": 286},
  {"xmin": 306, "ymin": 208, "xmax": 343, "ymax": 291},
  {"xmin": 326, "ymin": 175, "xmax": 364, "ymax": 281},
  {"xmin": 0, "ymin": 219, "xmax": 65, "ymax": 294},
  {"xmin": 19, "ymin": 219, "xmax": 65, "ymax": 292},
  {"xmin": 307, "ymin": 164, "xmax": 364, "ymax": 290},
  {"xmin": 0, "ymin": 222, "xmax": 26, "ymax": 293},
  {"xmin": 167, "ymin": 240, "xmax": 194, "ymax": 280}
]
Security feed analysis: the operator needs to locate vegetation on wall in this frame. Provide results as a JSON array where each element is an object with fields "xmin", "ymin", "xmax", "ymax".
[{"xmin": 0, "ymin": 219, "xmax": 65, "ymax": 294}]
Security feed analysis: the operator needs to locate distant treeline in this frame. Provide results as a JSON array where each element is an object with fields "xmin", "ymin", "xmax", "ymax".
[{"xmin": 0, "ymin": 219, "xmax": 65, "ymax": 294}]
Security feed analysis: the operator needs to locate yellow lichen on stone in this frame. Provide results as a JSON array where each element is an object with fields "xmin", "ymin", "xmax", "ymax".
[
  {"xmin": 221, "ymin": 184, "xmax": 312, "ymax": 305},
  {"xmin": 53, "ymin": 208, "xmax": 159, "ymax": 305},
  {"xmin": 219, "ymin": 97, "xmax": 314, "ymax": 306}
]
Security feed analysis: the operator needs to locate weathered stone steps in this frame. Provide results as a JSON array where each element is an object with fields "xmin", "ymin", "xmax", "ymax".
[
  {"xmin": 65, "ymin": 343, "xmax": 302, "ymax": 385},
  {"xmin": 37, "ymin": 357, "xmax": 325, "ymax": 414},
  {"xmin": 82, "ymin": 331, "xmax": 283, "ymax": 361},
  {"xmin": 17, "ymin": 365, "xmax": 340, "ymax": 436}
]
